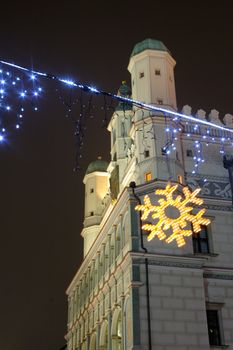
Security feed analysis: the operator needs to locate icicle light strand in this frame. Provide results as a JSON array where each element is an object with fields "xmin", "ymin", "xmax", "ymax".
[{"xmin": 1, "ymin": 59, "xmax": 233, "ymax": 135}]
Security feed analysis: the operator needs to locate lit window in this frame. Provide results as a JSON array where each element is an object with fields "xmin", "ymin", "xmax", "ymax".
[
  {"xmin": 193, "ymin": 225, "xmax": 210, "ymax": 254},
  {"xmin": 178, "ymin": 175, "xmax": 183, "ymax": 184},
  {"xmin": 145, "ymin": 172, "xmax": 152, "ymax": 182},
  {"xmin": 139, "ymin": 72, "xmax": 144, "ymax": 79},
  {"xmin": 207, "ymin": 309, "xmax": 222, "ymax": 346},
  {"xmin": 161, "ymin": 147, "xmax": 167, "ymax": 156},
  {"xmin": 155, "ymin": 69, "xmax": 161, "ymax": 76},
  {"xmin": 90, "ymin": 188, "xmax": 94, "ymax": 193},
  {"xmin": 186, "ymin": 149, "xmax": 193, "ymax": 157},
  {"xmin": 144, "ymin": 150, "xmax": 150, "ymax": 158},
  {"xmin": 157, "ymin": 99, "xmax": 163, "ymax": 105}
]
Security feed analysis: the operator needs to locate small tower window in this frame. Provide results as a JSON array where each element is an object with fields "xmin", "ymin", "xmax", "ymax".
[
  {"xmin": 186, "ymin": 149, "xmax": 193, "ymax": 157},
  {"xmin": 178, "ymin": 175, "xmax": 183, "ymax": 184},
  {"xmin": 90, "ymin": 188, "xmax": 94, "ymax": 193},
  {"xmin": 161, "ymin": 147, "xmax": 167, "ymax": 156},
  {"xmin": 145, "ymin": 172, "xmax": 152, "ymax": 182},
  {"xmin": 90, "ymin": 211, "xmax": 94, "ymax": 216},
  {"xmin": 144, "ymin": 150, "xmax": 150, "ymax": 158},
  {"xmin": 157, "ymin": 99, "xmax": 163, "ymax": 105},
  {"xmin": 139, "ymin": 72, "xmax": 144, "ymax": 79},
  {"xmin": 155, "ymin": 69, "xmax": 161, "ymax": 76}
]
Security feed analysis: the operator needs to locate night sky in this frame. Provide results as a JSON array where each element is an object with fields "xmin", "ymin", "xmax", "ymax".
[{"xmin": 1, "ymin": 2, "xmax": 233, "ymax": 350}]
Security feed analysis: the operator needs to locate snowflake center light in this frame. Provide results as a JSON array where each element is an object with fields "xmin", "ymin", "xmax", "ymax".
[
  {"xmin": 164, "ymin": 205, "xmax": 180, "ymax": 220},
  {"xmin": 135, "ymin": 183, "xmax": 211, "ymax": 247}
]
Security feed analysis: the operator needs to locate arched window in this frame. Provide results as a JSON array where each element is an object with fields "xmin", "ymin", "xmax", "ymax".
[
  {"xmin": 111, "ymin": 308, "xmax": 122, "ymax": 350},
  {"xmin": 116, "ymin": 226, "xmax": 121, "ymax": 258},
  {"xmin": 99, "ymin": 321, "xmax": 108, "ymax": 350},
  {"xmin": 81, "ymin": 340, "xmax": 87, "ymax": 350},
  {"xmin": 124, "ymin": 298, "xmax": 132, "ymax": 350},
  {"xmin": 89, "ymin": 333, "xmax": 96, "ymax": 350},
  {"xmin": 110, "ymin": 232, "xmax": 115, "ymax": 266},
  {"xmin": 104, "ymin": 243, "xmax": 109, "ymax": 274},
  {"xmin": 123, "ymin": 212, "xmax": 130, "ymax": 246}
]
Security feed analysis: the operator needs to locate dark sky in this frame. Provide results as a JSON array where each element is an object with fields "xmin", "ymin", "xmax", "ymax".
[{"xmin": 0, "ymin": 1, "xmax": 233, "ymax": 350}]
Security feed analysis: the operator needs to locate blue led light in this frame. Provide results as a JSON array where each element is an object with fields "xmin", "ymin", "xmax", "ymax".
[
  {"xmin": 0, "ymin": 134, "xmax": 4, "ymax": 142},
  {"xmin": 59, "ymin": 79, "xmax": 77, "ymax": 87}
]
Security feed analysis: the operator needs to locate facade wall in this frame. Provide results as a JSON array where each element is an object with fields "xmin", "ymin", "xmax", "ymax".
[{"xmin": 66, "ymin": 42, "xmax": 233, "ymax": 350}]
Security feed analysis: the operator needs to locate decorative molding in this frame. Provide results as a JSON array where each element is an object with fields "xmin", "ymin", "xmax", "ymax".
[
  {"xmin": 204, "ymin": 273, "xmax": 233, "ymax": 281},
  {"xmin": 201, "ymin": 204, "xmax": 233, "ymax": 212},
  {"xmin": 133, "ymin": 257, "xmax": 204, "ymax": 269},
  {"xmin": 187, "ymin": 176, "xmax": 232, "ymax": 200}
]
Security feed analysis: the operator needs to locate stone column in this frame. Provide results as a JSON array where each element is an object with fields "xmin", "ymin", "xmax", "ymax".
[
  {"xmin": 102, "ymin": 243, "xmax": 106, "ymax": 278},
  {"xmin": 113, "ymin": 225, "xmax": 117, "ymax": 264},
  {"xmin": 223, "ymin": 154, "xmax": 233, "ymax": 204}
]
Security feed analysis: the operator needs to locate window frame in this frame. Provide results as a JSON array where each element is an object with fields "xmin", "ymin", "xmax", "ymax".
[
  {"xmin": 192, "ymin": 225, "xmax": 210, "ymax": 254},
  {"xmin": 206, "ymin": 303, "xmax": 226, "ymax": 347},
  {"xmin": 145, "ymin": 172, "xmax": 152, "ymax": 182}
]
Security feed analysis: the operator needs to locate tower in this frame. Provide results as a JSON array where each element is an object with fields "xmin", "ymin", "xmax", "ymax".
[
  {"xmin": 122, "ymin": 39, "xmax": 184, "ymax": 187},
  {"xmin": 81, "ymin": 158, "xmax": 109, "ymax": 257},
  {"xmin": 107, "ymin": 81, "xmax": 134, "ymax": 197},
  {"xmin": 128, "ymin": 38, "xmax": 177, "ymax": 109}
]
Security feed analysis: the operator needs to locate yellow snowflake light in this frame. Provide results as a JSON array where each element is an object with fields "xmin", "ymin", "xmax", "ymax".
[{"xmin": 135, "ymin": 183, "xmax": 210, "ymax": 247}]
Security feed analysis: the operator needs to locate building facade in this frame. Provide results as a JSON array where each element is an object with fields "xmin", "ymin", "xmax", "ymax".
[{"xmin": 66, "ymin": 39, "xmax": 233, "ymax": 350}]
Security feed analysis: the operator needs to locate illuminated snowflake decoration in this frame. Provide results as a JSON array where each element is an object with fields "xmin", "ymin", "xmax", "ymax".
[{"xmin": 135, "ymin": 183, "xmax": 210, "ymax": 247}]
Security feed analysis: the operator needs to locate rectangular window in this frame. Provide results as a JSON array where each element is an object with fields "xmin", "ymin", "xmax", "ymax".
[
  {"xmin": 157, "ymin": 99, "xmax": 163, "ymax": 105},
  {"xmin": 161, "ymin": 147, "xmax": 167, "ymax": 156},
  {"xmin": 144, "ymin": 150, "xmax": 150, "ymax": 158},
  {"xmin": 145, "ymin": 172, "xmax": 152, "ymax": 182},
  {"xmin": 193, "ymin": 225, "xmax": 209, "ymax": 254},
  {"xmin": 186, "ymin": 149, "xmax": 193, "ymax": 157},
  {"xmin": 207, "ymin": 310, "xmax": 222, "ymax": 346},
  {"xmin": 178, "ymin": 175, "xmax": 183, "ymax": 184},
  {"xmin": 90, "ymin": 188, "xmax": 94, "ymax": 193},
  {"xmin": 90, "ymin": 211, "xmax": 94, "ymax": 216},
  {"xmin": 155, "ymin": 69, "xmax": 161, "ymax": 76},
  {"xmin": 139, "ymin": 72, "xmax": 144, "ymax": 78}
]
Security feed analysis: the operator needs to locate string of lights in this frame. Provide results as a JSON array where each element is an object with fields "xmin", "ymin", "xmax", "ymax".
[
  {"xmin": 1, "ymin": 59, "xmax": 233, "ymax": 134},
  {"xmin": 0, "ymin": 58, "xmax": 233, "ymax": 174}
]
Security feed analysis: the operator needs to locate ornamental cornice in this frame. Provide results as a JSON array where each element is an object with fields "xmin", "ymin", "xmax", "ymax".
[
  {"xmin": 130, "ymin": 251, "xmax": 206, "ymax": 270},
  {"xmin": 186, "ymin": 172, "xmax": 229, "ymax": 182},
  {"xmin": 201, "ymin": 203, "xmax": 233, "ymax": 212},
  {"xmin": 204, "ymin": 273, "xmax": 233, "ymax": 280}
]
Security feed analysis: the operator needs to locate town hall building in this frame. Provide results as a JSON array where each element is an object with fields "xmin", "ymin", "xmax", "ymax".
[{"xmin": 65, "ymin": 39, "xmax": 233, "ymax": 350}]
